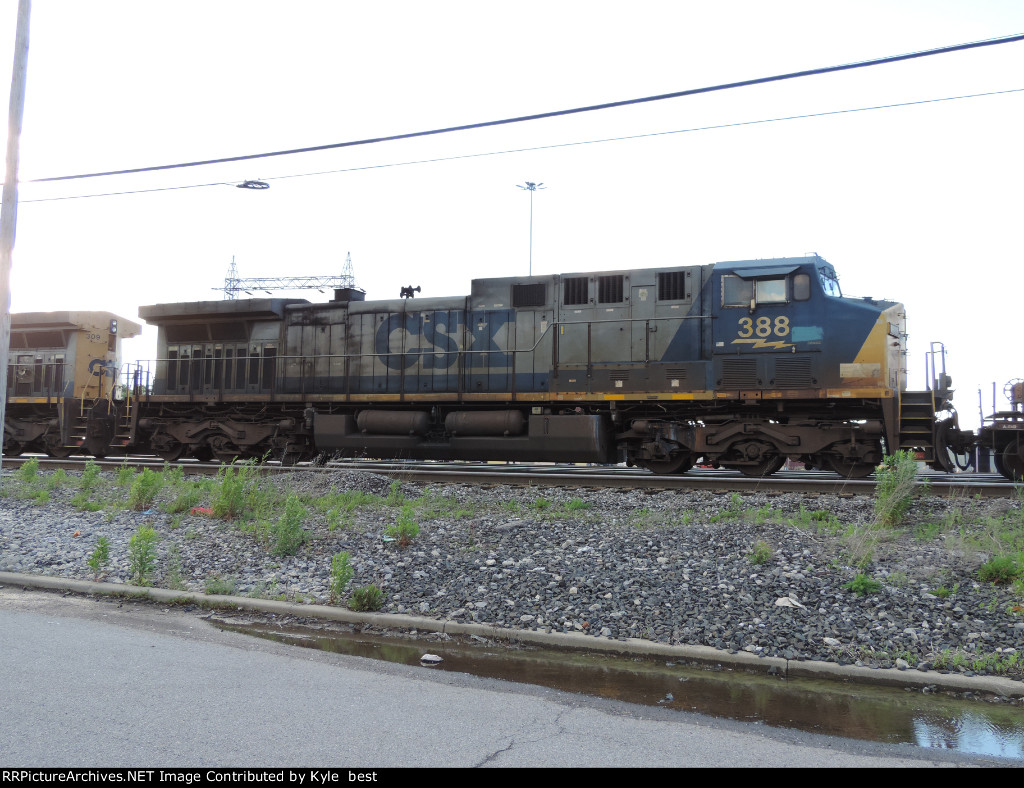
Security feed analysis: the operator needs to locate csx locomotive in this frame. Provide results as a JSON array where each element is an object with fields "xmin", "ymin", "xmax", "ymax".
[
  {"xmin": 8, "ymin": 254, "xmax": 1011, "ymax": 479},
  {"xmin": 4, "ymin": 311, "xmax": 141, "ymax": 458}
]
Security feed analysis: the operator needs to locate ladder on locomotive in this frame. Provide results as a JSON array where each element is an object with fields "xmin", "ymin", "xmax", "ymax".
[
  {"xmin": 897, "ymin": 390, "xmax": 939, "ymax": 462},
  {"xmin": 897, "ymin": 343, "xmax": 954, "ymax": 466},
  {"xmin": 65, "ymin": 362, "xmax": 147, "ymax": 455}
]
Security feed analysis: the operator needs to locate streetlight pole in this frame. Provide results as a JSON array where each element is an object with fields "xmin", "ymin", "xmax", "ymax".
[
  {"xmin": 516, "ymin": 181, "xmax": 545, "ymax": 276},
  {"xmin": 0, "ymin": 0, "xmax": 31, "ymax": 473}
]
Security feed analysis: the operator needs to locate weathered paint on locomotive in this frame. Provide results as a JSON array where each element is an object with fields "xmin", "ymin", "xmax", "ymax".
[
  {"xmin": 139, "ymin": 256, "xmax": 901, "ymax": 407},
  {"xmin": 4, "ymin": 311, "xmax": 141, "ymax": 457},
  {"xmin": 7, "ymin": 311, "xmax": 141, "ymax": 403},
  {"xmin": 133, "ymin": 255, "xmax": 925, "ymax": 470}
]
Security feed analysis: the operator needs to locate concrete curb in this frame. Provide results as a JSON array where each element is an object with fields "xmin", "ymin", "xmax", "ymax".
[{"xmin": 3, "ymin": 570, "xmax": 1022, "ymax": 699}]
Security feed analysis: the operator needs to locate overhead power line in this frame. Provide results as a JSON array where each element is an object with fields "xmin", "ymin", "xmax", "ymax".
[
  {"xmin": 20, "ymin": 86, "xmax": 1023, "ymax": 204},
  {"xmin": 26, "ymin": 32, "xmax": 1024, "ymax": 185}
]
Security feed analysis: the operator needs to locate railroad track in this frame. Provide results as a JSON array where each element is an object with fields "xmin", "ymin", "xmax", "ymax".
[{"xmin": 1, "ymin": 455, "xmax": 1019, "ymax": 498}]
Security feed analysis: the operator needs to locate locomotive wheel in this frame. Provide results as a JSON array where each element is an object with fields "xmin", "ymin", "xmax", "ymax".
[
  {"xmin": 725, "ymin": 455, "xmax": 786, "ymax": 478},
  {"xmin": 43, "ymin": 436, "xmax": 73, "ymax": 459},
  {"xmin": 155, "ymin": 444, "xmax": 186, "ymax": 462},
  {"xmin": 3, "ymin": 440, "xmax": 24, "ymax": 457},
  {"xmin": 639, "ymin": 453, "xmax": 695, "ymax": 475},
  {"xmin": 828, "ymin": 457, "xmax": 877, "ymax": 479},
  {"xmin": 998, "ymin": 440, "xmax": 1024, "ymax": 482}
]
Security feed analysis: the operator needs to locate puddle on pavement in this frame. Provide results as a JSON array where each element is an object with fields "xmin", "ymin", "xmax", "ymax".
[{"xmin": 217, "ymin": 620, "xmax": 1024, "ymax": 761}]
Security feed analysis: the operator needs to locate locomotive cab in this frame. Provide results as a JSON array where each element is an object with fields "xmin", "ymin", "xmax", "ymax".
[{"xmin": 4, "ymin": 311, "xmax": 141, "ymax": 457}]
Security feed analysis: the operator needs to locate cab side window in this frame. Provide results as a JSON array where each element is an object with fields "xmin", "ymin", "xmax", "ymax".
[
  {"xmin": 722, "ymin": 275, "xmax": 789, "ymax": 306},
  {"xmin": 722, "ymin": 275, "xmax": 753, "ymax": 306},
  {"xmin": 755, "ymin": 278, "xmax": 786, "ymax": 304}
]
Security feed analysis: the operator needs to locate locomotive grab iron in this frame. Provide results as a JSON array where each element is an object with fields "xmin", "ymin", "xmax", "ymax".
[{"xmin": 6, "ymin": 254, "xmax": 1015, "ymax": 480}]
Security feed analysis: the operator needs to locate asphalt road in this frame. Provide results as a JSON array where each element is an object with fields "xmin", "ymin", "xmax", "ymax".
[{"xmin": 0, "ymin": 587, "xmax": 1007, "ymax": 768}]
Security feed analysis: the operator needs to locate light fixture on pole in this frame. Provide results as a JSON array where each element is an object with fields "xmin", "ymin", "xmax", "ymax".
[{"xmin": 516, "ymin": 181, "xmax": 545, "ymax": 276}]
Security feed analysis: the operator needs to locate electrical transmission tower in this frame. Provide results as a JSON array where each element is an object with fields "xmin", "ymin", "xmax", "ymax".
[{"xmin": 217, "ymin": 252, "xmax": 361, "ymax": 299}]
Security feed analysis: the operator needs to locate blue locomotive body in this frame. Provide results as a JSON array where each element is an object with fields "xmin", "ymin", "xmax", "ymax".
[{"xmin": 133, "ymin": 254, "xmax": 940, "ymax": 477}]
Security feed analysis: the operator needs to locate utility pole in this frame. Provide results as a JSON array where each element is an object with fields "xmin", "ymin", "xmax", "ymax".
[
  {"xmin": 0, "ymin": 0, "xmax": 31, "ymax": 472},
  {"xmin": 516, "ymin": 181, "xmax": 545, "ymax": 276}
]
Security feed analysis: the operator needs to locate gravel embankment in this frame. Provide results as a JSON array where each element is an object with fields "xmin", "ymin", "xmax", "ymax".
[{"xmin": 2, "ymin": 467, "xmax": 1023, "ymax": 681}]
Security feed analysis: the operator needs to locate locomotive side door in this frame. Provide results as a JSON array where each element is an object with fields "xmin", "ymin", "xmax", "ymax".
[
  {"xmin": 630, "ymin": 281, "xmax": 654, "ymax": 363},
  {"xmin": 711, "ymin": 266, "xmax": 821, "ymax": 391}
]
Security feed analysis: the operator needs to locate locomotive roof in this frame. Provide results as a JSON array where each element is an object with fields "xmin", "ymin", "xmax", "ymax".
[
  {"xmin": 139, "ymin": 298, "xmax": 309, "ymax": 324},
  {"xmin": 11, "ymin": 310, "xmax": 142, "ymax": 337},
  {"xmin": 713, "ymin": 255, "xmax": 830, "ymax": 277}
]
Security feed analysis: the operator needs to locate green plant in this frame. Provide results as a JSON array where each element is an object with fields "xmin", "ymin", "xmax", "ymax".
[
  {"xmin": 330, "ymin": 551, "xmax": 354, "ymax": 603},
  {"xmin": 128, "ymin": 524, "xmax": 160, "ymax": 585},
  {"xmin": 789, "ymin": 506, "xmax": 842, "ymax": 533},
  {"xmin": 247, "ymin": 578, "xmax": 282, "ymax": 599},
  {"xmin": 46, "ymin": 469, "xmax": 68, "ymax": 490},
  {"xmin": 31, "ymin": 489, "xmax": 49, "ymax": 505},
  {"xmin": 17, "ymin": 457, "xmax": 39, "ymax": 481},
  {"xmin": 87, "ymin": 536, "xmax": 110, "ymax": 580},
  {"xmin": 564, "ymin": 497, "xmax": 590, "ymax": 512},
  {"xmin": 316, "ymin": 489, "xmax": 380, "ymax": 530},
  {"xmin": 211, "ymin": 460, "xmax": 269, "ymax": 522},
  {"xmin": 978, "ymin": 555, "xmax": 1021, "ymax": 585},
  {"xmin": 385, "ymin": 481, "xmax": 407, "ymax": 507},
  {"xmin": 710, "ymin": 493, "xmax": 745, "ymax": 523},
  {"xmin": 164, "ymin": 544, "xmax": 186, "ymax": 591},
  {"xmin": 533, "ymin": 497, "xmax": 552, "ymax": 512},
  {"xmin": 128, "ymin": 468, "xmax": 163, "ymax": 511},
  {"xmin": 71, "ymin": 493, "xmax": 103, "ymax": 512},
  {"xmin": 116, "ymin": 464, "xmax": 135, "ymax": 487},
  {"xmin": 913, "ymin": 521, "xmax": 945, "ymax": 541},
  {"xmin": 164, "ymin": 464, "xmax": 186, "ymax": 488},
  {"xmin": 844, "ymin": 572, "xmax": 882, "ymax": 596},
  {"xmin": 349, "ymin": 584, "xmax": 384, "ymax": 612},
  {"xmin": 205, "ymin": 574, "xmax": 237, "ymax": 595},
  {"xmin": 271, "ymin": 493, "xmax": 307, "ymax": 556},
  {"xmin": 80, "ymin": 458, "xmax": 101, "ymax": 490},
  {"xmin": 386, "ymin": 504, "xmax": 420, "ymax": 546},
  {"xmin": 163, "ymin": 486, "xmax": 203, "ymax": 514},
  {"xmin": 873, "ymin": 450, "xmax": 919, "ymax": 527},
  {"xmin": 415, "ymin": 492, "xmax": 478, "ymax": 520},
  {"xmin": 748, "ymin": 540, "xmax": 773, "ymax": 565},
  {"xmin": 932, "ymin": 585, "xmax": 951, "ymax": 599}
]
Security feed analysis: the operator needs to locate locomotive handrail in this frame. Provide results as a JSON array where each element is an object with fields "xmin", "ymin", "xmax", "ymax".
[{"xmin": 149, "ymin": 313, "xmax": 716, "ymax": 370}]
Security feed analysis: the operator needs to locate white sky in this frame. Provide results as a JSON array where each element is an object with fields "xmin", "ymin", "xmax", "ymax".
[{"xmin": 0, "ymin": 0, "xmax": 1020, "ymax": 430}]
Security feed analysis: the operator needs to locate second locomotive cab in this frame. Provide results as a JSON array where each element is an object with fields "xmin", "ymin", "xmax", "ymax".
[{"xmin": 130, "ymin": 254, "xmax": 973, "ymax": 478}]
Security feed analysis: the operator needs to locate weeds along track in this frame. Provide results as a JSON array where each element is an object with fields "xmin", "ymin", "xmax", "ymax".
[{"xmin": 2, "ymin": 456, "xmax": 1018, "ymax": 498}]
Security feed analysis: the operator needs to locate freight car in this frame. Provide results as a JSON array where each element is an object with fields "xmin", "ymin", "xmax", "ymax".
[
  {"xmin": 977, "ymin": 379, "xmax": 1024, "ymax": 481},
  {"xmin": 124, "ymin": 254, "xmax": 977, "ymax": 478},
  {"xmin": 4, "ymin": 311, "xmax": 142, "ymax": 457}
]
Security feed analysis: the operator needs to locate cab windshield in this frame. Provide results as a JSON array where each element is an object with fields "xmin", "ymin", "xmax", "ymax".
[{"xmin": 819, "ymin": 267, "xmax": 842, "ymax": 297}]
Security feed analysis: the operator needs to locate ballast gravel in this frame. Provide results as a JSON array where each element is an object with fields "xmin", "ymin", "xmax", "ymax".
[{"xmin": 2, "ymin": 466, "xmax": 1023, "ymax": 681}]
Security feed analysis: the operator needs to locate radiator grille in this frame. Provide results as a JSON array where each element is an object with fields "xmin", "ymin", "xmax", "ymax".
[
  {"xmin": 720, "ymin": 358, "xmax": 758, "ymax": 388},
  {"xmin": 563, "ymin": 277, "xmax": 589, "ymax": 306},
  {"xmin": 658, "ymin": 271, "xmax": 689, "ymax": 301},
  {"xmin": 597, "ymin": 275, "xmax": 624, "ymax": 304},
  {"xmin": 512, "ymin": 283, "xmax": 546, "ymax": 307},
  {"xmin": 775, "ymin": 356, "xmax": 814, "ymax": 387}
]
